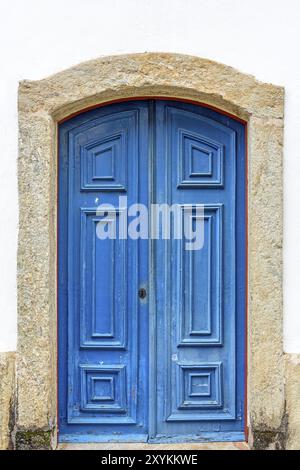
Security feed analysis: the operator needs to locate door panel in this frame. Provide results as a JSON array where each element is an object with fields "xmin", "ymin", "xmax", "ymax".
[
  {"xmin": 178, "ymin": 204, "xmax": 222, "ymax": 345},
  {"xmin": 58, "ymin": 99, "xmax": 246, "ymax": 442},
  {"xmin": 153, "ymin": 101, "xmax": 245, "ymax": 440},
  {"xmin": 58, "ymin": 102, "xmax": 149, "ymax": 439}
]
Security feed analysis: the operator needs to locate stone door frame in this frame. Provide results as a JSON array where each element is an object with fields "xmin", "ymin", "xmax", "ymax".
[{"xmin": 17, "ymin": 53, "xmax": 284, "ymax": 449}]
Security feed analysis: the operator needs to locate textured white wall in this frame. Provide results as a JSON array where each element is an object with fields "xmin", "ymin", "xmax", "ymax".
[{"xmin": 0, "ymin": 0, "xmax": 299, "ymax": 352}]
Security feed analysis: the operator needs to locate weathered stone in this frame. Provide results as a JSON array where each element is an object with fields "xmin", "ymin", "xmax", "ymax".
[
  {"xmin": 15, "ymin": 429, "xmax": 52, "ymax": 450},
  {"xmin": 17, "ymin": 53, "xmax": 284, "ymax": 449},
  {"xmin": 0, "ymin": 352, "xmax": 15, "ymax": 449},
  {"xmin": 248, "ymin": 117, "xmax": 284, "ymax": 431},
  {"xmin": 285, "ymin": 353, "xmax": 300, "ymax": 449},
  {"xmin": 251, "ymin": 428, "xmax": 287, "ymax": 450},
  {"xmin": 18, "ymin": 53, "xmax": 284, "ymax": 121}
]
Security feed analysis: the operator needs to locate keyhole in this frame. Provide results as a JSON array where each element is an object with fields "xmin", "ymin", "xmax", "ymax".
[{"xmin": 138, "ymin": 288, "xmax": 147, "ymax": 299}]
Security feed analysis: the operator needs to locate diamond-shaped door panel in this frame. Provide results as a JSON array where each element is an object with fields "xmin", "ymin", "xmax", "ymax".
[
  {"xmin": 92, "ymin": 143, "xmax": 115, "ymax": 181},
  {"xmin": 178, "ymin": 130, "xmax": 224, "ymax": 188},
  {"xmin": 189, "ymin": 144, "xmax": 213, "ymax": 177},
  {"xmin": 81, "ymin": 132, "xmax": 127, "ymax": 191}
]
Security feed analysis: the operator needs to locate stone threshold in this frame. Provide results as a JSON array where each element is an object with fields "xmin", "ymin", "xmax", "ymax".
[{"xmin": 58, "ymin": 442, "xmax": 249, "ymax": 450}]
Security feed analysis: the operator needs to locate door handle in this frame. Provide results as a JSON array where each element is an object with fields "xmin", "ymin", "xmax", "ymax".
[{"xmin": 138, "ymin": 287, "xmax": 147, "ymax": 299}]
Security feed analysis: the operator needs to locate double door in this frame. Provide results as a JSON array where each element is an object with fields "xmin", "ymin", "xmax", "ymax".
[{"xmin": 58, "ymin": 99, "xmax": 246, "ymax": 442}]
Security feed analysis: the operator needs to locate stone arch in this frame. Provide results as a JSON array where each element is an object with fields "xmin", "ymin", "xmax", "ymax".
[{"xmin": 17, "ymin": 53, "xmax": 284, "ymax": 449}]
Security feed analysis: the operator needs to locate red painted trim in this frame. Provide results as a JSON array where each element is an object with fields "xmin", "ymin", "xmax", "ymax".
[
  {"xmin": 56, "ymin": 125, "xmax": 60, "ymax": 441},
  {"xmin": 244, "ymin": 122, "xmax": 249, "ymax": 442},
  {"xmin": 58, "ymin": 96, "xmax": 247, "ymax": 125},
  {"xmin": 56, "ymin": 96, "xmax": 248, "ymax": 442}
]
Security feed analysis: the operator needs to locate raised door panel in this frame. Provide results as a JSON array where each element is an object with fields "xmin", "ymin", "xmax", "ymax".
[
  {"xmin": 178, "ymin": 204, "xmax": 223, "ymax": 346},
  {"xmin": 80, "ymin": 208, "xmax": 127, "ymax": 349}
]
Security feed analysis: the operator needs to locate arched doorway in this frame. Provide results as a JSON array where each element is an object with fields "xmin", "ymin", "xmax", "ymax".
[
  {"xmin": 58, "ymin": 99, "xmax": 246, "ymax": 442},
  {"xmin": 17, "ymin": 54, "xmax": 284, "ymax": 449}
]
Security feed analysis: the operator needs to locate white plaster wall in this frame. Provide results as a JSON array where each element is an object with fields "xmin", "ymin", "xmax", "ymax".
[{"xmin": 0, "ymin": 0, "xmax": 299, "ymax": 352}]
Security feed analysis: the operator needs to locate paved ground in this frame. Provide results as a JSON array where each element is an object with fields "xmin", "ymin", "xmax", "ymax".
[{"xmin": 58, "ymin": 442, "xmax": 249, "ymax": 450}]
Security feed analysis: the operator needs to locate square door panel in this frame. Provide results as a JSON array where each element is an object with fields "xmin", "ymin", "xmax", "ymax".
[
  {"xmin": 79, "ymin": 364, "xmax": 127, "ymax": 413},
  {"xmin": 178, "ymin": 364, "xmax": 222, "ymax": 409},
  {"xmin": 166, "ymin": 362, "xmax": 236, "ymax": 422}
]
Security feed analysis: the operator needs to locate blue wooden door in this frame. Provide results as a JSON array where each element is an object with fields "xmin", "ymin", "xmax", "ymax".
[
  {"xmin": 58, "ymin": 100, "xmax": 246, "ymax": 442},
  {"xmin": 152, "ymin": 101, "xmax": 246, "ymax": 442},
  {"xmin": 58, "ymin": 101, "xmax": 150, "ymax": 442}
]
